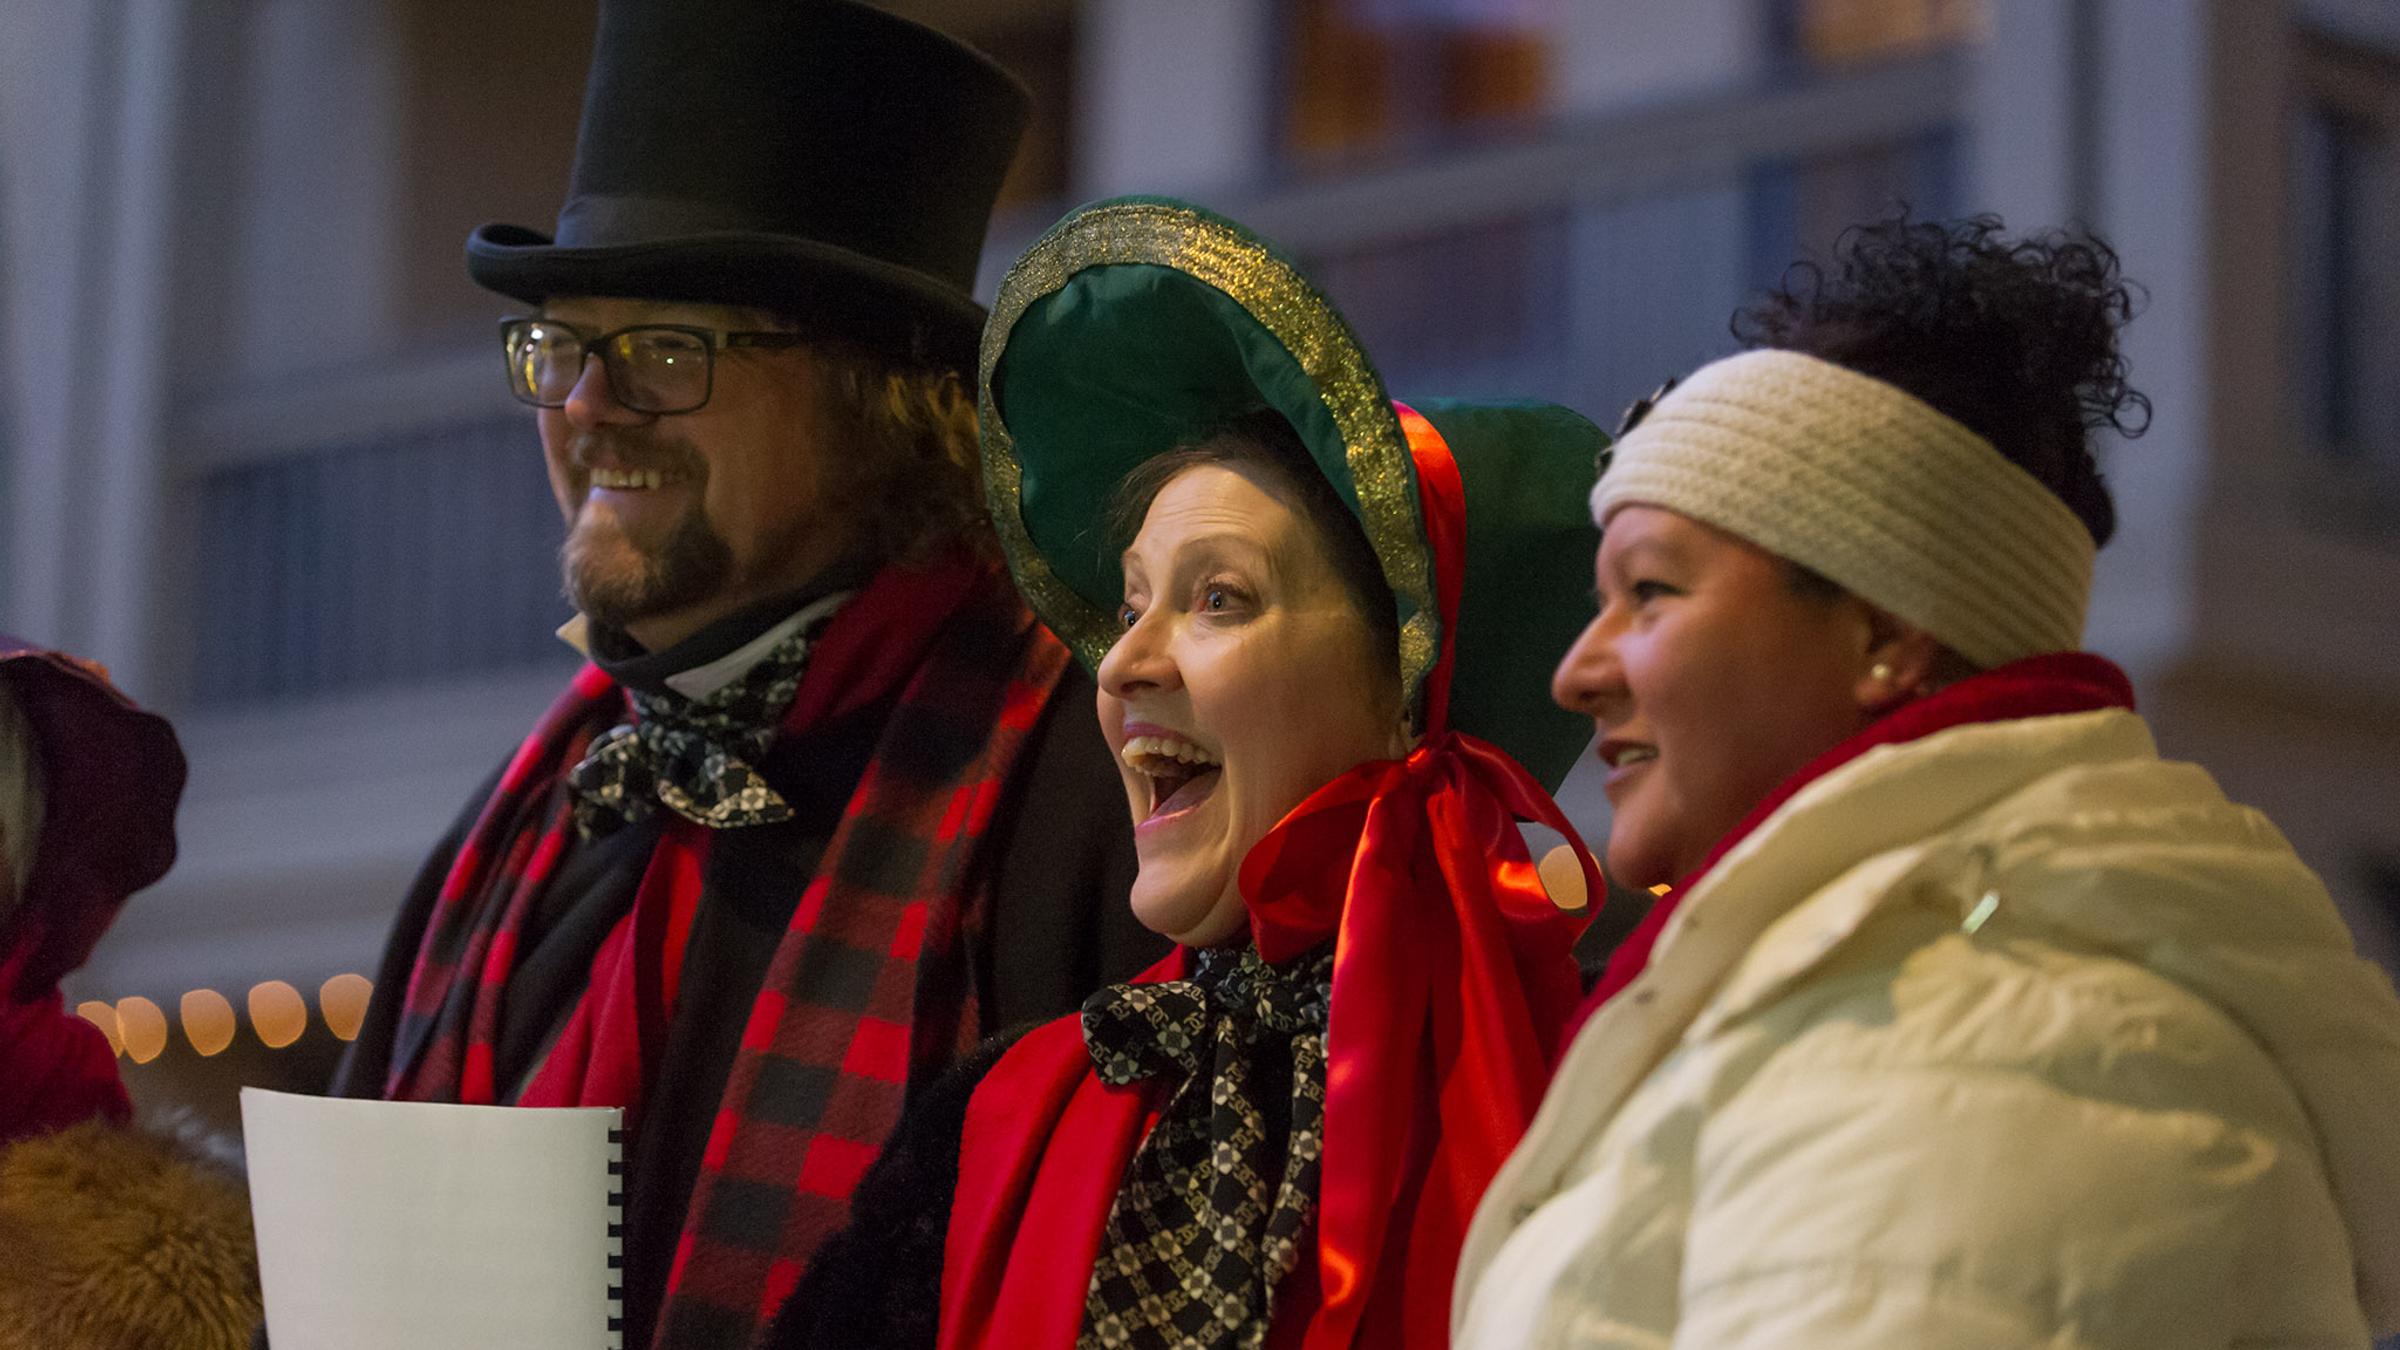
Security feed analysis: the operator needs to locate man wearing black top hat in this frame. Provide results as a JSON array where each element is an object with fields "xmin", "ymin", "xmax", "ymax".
[{"xmin": 329, "ymin": 6, "xmax": 1159, "ymax": 1347}]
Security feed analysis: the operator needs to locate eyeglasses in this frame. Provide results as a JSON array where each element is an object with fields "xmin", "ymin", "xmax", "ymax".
[{"xmin": 499, "ymin": 317, "xmax": 808, "ymax": 415}]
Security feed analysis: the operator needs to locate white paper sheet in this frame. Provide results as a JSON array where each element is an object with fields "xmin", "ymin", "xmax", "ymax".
[{"xmin": 241, "ymin": 1087, "xmax": 624, "ymax": 1350}]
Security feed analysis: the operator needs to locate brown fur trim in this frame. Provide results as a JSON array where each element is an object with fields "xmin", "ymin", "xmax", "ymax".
[{"xmin": 0, "ymin": 1122, "xmax": 261, "ymax": 1350}]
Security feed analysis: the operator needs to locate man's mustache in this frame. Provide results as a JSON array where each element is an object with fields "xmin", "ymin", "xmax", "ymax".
[{"xmin": 568, "ymin": 430, "xmax": 703, "ymax": 473}]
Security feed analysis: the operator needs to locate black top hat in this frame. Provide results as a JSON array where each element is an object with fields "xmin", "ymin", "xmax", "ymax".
[{"xmin": 466, "ymin": 0, "xmax": 1032, "ymax": 371}]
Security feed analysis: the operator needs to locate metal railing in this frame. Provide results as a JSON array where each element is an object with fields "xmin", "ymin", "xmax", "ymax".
[{"xmin": 189, "ymin": 413, "xmax": 571, "ymax": 706}]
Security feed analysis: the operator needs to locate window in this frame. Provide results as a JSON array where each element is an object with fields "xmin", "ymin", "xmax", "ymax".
[
  {"xmin": 395, "ymin": 0, "xmax": 594, "ymax": 349},
  {"xmin": 1297, "ymin": 208, "xmax": 1570, "ymax": 388},
  {"xmin": 2360, "ymin": 850, "xmax": 2400, "ymax": 984},
  {"xmin": 1744, "ymin": 127, "xmax": 1961, "ymax": 290},
  {"xmin": 1768, "ymin": 0, "xmax": 1989, "ymax": 69},
  {"xmin": 1280, "ymin": 0, "xmax": 1556, "ymax": 173},
  {"xmin": 941, "ymin": 8, "xmax": 1078, "ymax": 209},
  {"xmin": 190, "ymin": 417, "xmax": 573, "ymax": 707},
  {"xmin": 1748, "ymin": 0, "xmax": 1976, "ymax": 285},
  {"xmin": 2291, "ymin": 33, "xmax": 2400, "ymax": 523}
]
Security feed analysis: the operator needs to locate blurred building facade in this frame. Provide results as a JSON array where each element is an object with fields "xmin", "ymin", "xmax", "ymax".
[{"xmin": 3, "ymin": 0, "xmax": 2397, "ymax": 1093}]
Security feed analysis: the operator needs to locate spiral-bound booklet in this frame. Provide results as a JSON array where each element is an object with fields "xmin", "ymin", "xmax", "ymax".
[{"xmin": 241, "ymin": 1088, "xmax": 626, "ymax": 1350}]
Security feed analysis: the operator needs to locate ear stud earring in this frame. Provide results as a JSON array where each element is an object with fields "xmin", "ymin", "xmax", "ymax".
[{"xmin": 1870, "ymin": 662, "xmax": 1893, "ymax": 683}]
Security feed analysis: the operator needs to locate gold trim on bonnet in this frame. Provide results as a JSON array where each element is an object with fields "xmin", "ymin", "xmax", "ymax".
[{"xmin": 977, "ymin": 200, "xmax": 1438, "ymax": 708}]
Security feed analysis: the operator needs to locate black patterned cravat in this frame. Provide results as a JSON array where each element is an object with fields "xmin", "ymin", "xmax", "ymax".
[
  {"xmin": 1076, "ymin": 943, "xmax": 1334, "ymax": 1350},
  {"xmin": 566, "ymin": 612, "xmax": 830, "ymax": 837}
]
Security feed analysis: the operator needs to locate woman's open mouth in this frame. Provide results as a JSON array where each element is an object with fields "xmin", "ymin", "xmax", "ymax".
[{"xmin": 1121, "ymin": 732, "xmax": 1223, "ymax": 827}]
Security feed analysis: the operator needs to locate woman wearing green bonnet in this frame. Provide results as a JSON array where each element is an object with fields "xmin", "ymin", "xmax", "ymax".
[{"xmin": 767, "ymin": 197, "xmax": 1610, "ymax": 1350}]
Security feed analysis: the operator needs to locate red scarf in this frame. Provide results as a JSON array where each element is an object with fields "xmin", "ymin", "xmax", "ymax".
[
  {"xmin": 390, "ymin": 558, "xmax": 991, "ymax": 1112},
  {"xmin": 1565, "ymin": 650, "xmax": 2137, "ymax": 1042},
  {"xmin": 385, "ymin": 552, "xmax": 1070, "ymax": 1350},
  {"xmin": 0, "ymin": 941, "xmax": 131, "ymax": 1144},
  {"xmin": 511, "ymin": 561, "xmax": 994, "ymax": 1120},
  {"xmin": 936, "ymin": 405, "xmax": 1600, "ymax": 1350}
]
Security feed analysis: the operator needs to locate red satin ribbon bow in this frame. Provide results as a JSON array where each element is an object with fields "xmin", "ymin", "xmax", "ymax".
[
  {"xmin": 1239, "ymin": 730, "xmax": 1593, "ymax": 1347},
  {"xmin": 1222, "ymin": 403, "xmax": 1595, "ymax": 1346}
]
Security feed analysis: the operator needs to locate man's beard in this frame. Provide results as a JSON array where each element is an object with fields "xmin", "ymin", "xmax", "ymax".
[
  {"xmin": 560, "ymin": 504, "xmax": 735, "ymax": 633},
  {"xmin": 558, "ymin": 432, "xmax": 733, "ymax": 633}
]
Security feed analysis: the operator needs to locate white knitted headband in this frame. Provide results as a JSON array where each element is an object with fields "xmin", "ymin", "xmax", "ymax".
[{"xmin": 1591, "ymin": 349, "xmax": 2095, "ymax": 669}]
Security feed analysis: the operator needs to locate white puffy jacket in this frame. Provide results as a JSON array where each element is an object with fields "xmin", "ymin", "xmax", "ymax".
[{"xmin": 1454, "ymin": 708, "xmax": 2400, "ymax": 1348}]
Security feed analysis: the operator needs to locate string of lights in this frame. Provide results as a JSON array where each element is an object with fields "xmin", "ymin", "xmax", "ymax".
[
  {"xmin": 66, "ymin": 888, "xmax": 1677, "ymax": 1065},
  {"xmin": 73, "ymin": 973, "xmax": 375, "ymax": 1063}
]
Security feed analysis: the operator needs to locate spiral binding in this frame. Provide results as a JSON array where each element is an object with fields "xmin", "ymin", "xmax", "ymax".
[{"xmin": 606, "ymin": 1124, "xmax": 626, "ymax": 1349}]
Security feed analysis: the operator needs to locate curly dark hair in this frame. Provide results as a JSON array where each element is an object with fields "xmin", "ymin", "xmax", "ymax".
[{"xmin": 1733, "ymin": 213, "xmax": 2149, "ymax": 545}]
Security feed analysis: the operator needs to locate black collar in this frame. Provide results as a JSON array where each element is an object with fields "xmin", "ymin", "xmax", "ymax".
[{"xmin": 587, "ymin": 557, "xmax": 874, "ymax": 697}]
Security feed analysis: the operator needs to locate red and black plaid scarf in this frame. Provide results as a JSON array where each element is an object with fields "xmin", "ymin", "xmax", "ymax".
[{"xmin": 382, "ymin": 553, "xmax": 1069, "ymax": 1349}]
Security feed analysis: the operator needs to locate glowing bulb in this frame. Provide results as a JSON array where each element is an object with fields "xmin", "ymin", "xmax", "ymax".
[
  {"xmin": 116, "ymin": 996, "xmax": 169, "ymax": 1064},
  {"xmin": 76, "ymin": 1001, "xmax": 124, "ymax": 1056},
  {"xmin": 180, "ymin": 988, "xmax": 237, "ymax": 1057},
  {"xmin": 1537, "ymin": 844, "xmax": 1589, "ymax": 912},
  {"xmin": 247, "ymin": 980, "xmax": 308, "ymax": 1049},
  {"xmin": 318, "ymin": 973, "xmax": 373, "ymax": 1042}
]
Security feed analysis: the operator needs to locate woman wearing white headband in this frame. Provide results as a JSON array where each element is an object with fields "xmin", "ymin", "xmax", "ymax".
[{"xmin": 1453, "ymin": 217, "xmax": 2400, "ymax": 1348}]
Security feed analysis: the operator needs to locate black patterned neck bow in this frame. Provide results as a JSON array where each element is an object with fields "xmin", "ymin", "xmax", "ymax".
[
  {"xmin": 567, "ymin": 614, "xmax": 831, "ymax": 837},
  {"xmin": 1076, "ymin": 943, "xmax": 1335, "ymax": 1350}
]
